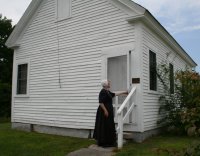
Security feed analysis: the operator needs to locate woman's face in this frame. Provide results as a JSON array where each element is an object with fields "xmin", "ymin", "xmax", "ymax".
[{"xmin": 107, "ymin": 81, "xmax": 111, "ymax": 89}]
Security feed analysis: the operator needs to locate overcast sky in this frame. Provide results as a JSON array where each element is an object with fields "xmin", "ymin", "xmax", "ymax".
[{"xmin": 0, "ymin": 0, "xmax": 199, "ymax": 72}]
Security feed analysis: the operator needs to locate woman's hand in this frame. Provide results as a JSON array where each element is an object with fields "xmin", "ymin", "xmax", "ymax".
[
  {"xmin": 104, "ymin": 110, "xmax": 109, "ymax": 118},
  {"xmin": 100, "ymin": 103, "xmax": 109, "ymax": 117},
  {"xmin": 114, "ymin": 90, "xmax": 129, "ymax": 96}
]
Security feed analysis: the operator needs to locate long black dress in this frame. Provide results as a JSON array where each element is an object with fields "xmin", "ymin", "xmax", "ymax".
[{"xmin": 93, "ymin": 89, "xmax": 116, "ymax": 147}]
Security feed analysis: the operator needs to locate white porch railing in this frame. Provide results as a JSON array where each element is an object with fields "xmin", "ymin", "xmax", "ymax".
[{"xmin": 116, "ymin": 86, "xmax": 137, "ymax": 148}]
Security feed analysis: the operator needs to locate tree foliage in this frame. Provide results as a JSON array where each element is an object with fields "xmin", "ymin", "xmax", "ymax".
[
  {"xmin": 0, "ymin": 14, "xmax": 14, "ymax": 118},
  {"xmin": 157, "ymin": 64, "xmax": 200, "ymax": 136}
]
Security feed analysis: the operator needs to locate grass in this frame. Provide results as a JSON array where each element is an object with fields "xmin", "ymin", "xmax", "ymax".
[
  {"xmin": 0, "ymin": 123, "xmax": 94, "ymax": 156},
  {"xmin": 116, "ymin": 135, "xmax": 200, "ymax": 156},
  {"xmin": 0, "ymin": 122, "xmax": 199, "ymax": 156}
]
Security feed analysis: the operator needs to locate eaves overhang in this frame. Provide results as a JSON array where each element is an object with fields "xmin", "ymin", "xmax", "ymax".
[
  {"xmin": 5, "ymin": 0, "xmax": 42, "ymax": 49},
  {"xmin": 126, "ymin": 11, "xmax": 197, "ymax": 67}
]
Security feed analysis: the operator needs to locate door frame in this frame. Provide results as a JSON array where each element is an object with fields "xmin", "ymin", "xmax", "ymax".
[{"xmin": 101, "ymin": 44, "xmax": 135, "ymax": 90}]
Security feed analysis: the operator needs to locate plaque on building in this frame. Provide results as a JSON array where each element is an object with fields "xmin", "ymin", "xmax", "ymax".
[{"xmin": 132, "ymin": 78, "xmax": 140, "ymax": 84}]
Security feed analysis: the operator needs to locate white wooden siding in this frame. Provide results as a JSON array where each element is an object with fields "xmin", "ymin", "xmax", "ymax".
[
  {"xmin": 141, "ymin": 24, "xmax": 192, "ymax": 131},
  {"xmin": 13, "ymin": 0, "xmax": 135, "ymax": 130}
]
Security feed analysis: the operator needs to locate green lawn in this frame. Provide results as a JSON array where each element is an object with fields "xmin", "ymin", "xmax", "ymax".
[
  {"xmin": 0, "ymin": 117, "xmax": 10, "ymax": 123},
  {"xmin": 0, "ymin": 123, "xmax": 94, "ymax": 156},
  {"xmin": 116, "ymin": 135, "xmax": 200, "ymax": 156},
  {"xmin": 0, "ymin": 122, "xmax": 199, "ymax": 156}
]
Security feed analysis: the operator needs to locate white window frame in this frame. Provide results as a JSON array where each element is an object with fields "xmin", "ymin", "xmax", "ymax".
[
  {"xmin": 56, "ymin": 0, "xmax": 72, "ymax": 21},
  {"xmin": 14, "ymin": 59, "xmax": 30, "ymax": 98},
  {"xmin": 146, "ymin": 42, "xmax": 160, "ymax": 92},
  {"xmin": 169, "ymin": 62, "xmax": 175, "ymax": 94},
  {"xmin": 149, "ymin": 50, "xmax": 157, "ymax": 91}
]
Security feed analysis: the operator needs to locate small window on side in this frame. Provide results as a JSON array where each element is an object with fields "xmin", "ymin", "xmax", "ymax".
[
  {"xmin": 57, "ymin": 0, "xmax": 71, "ymax": 21},
  {"xmin": 149, "ymin": 50, "xmax": 157, "ymax": 91},
  {"xmin": 169, "ymin": 63, "xmax": 174, "ymax": 94},
  {"xmin": 17, "ymin": 64, "xmax": 28, "ymax": 95}
]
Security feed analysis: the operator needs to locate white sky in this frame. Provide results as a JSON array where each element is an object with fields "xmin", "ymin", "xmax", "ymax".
[
  {"xmin": 0, "ymin": 0, "xmax": 32, "ymax": 25},
  {"xmin": 134, "ymin": 0, "xmax": 200, "ymax": 35},
  {"xmin": 0, "ymin": 0, "xmax": 199, "ymax": 71}
]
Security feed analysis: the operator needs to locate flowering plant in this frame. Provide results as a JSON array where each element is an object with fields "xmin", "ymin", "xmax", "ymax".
[{"xmin": 157, "ymin": 64, "xmax": 200, "ymax": 136}]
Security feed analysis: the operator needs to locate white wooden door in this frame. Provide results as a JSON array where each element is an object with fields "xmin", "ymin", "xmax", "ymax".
[
  {"xmin": 101, "ymin": 44, "xmax": 134, "ymax": 123},
  {"xmin": 107, "ymin": 55, "xmax": 127, "ymax": 103},
  {"xmin": 107, "ymin": 53, "xmax": 131, "ymax": 123}
]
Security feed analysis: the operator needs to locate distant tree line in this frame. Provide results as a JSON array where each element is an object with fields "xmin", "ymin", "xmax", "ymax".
[{"xmin": 0, "ymin": 14, "xmax": 14, "ymax": 118}]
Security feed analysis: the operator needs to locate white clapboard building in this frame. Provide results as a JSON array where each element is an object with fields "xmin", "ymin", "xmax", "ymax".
[{"xmin": 6, "ymin": 0, "xmax": 197, "ymax": 147}]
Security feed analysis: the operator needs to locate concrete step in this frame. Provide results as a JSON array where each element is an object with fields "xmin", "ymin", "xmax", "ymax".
[
  {"xmin": 67, "ymin": 144, "xmax": 116, "ymax": 156},
  {"xmin": 123, "ymin": 132, "xmax": 134, "ymax": 140}
]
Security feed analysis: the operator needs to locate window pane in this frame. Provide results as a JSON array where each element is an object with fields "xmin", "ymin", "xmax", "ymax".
[
  {"xmin": 57, "ymin": 0, "xmax": 71, "ymax": 20},
  {"xmin": 18, "ymin": 80, "xmax": 27, "ymax": 94},
  {"xmin": 17, "ymin": 64, "xmax": 28, "ymax": 94},
  {"xmin": 149, "ymin": 50, "xmax": 157, "ymax": 91}
]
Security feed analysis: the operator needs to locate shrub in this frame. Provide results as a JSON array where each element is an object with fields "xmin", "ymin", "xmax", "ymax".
[
  {"xmin": 157, "ymin": 65, "xmax": 200, "ymax": 136},
  {"xmin": 183, "ymin": 142, "xmax": 200, "ymax": 156}
]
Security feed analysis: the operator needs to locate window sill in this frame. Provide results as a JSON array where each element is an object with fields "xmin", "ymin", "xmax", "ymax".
[
  {"xmin": 144, "ymin": 90, "xmax": 162, "ymax": 96},
  {"xmin": 55, "ymin": 16, "xmax": 72, "ymax": 23},
  {"xmin": 14, "ymin": 95, "xmax": 30, "ymax": 98}
]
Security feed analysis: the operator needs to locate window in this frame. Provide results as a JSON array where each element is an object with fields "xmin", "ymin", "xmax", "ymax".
[
  {"xmin": 57, "ymin": 0, "xmax": 71, "ymax": 20},
  {"xmin": 17, "ymin": 64, "xmax": 28, "ymax": 95},
  {"xmin": 149, "ymin": 50, "xmax": 157, "ymax": 91},
  {"xmin": 169, "ymin": 63, "xmax": 174, "ymax": 94}
]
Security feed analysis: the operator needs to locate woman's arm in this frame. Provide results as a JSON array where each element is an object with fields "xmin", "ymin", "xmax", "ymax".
[
  {"xmin": 99, "ymin": 103, "xmax": 109, "ymax": 117},
  {"xmin": 114, "ymin": 91, "xmax": 128, "ymax": 96}
]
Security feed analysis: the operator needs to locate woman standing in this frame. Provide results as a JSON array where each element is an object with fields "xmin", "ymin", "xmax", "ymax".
[{"xmin": 93, "ymin": 80, "xmax": 128, "ymax": 147}]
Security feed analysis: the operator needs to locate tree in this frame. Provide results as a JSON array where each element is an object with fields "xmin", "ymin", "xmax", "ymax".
[{"xmin": 0, "ymin": 14, "xmax": 14, "ymax": 118}]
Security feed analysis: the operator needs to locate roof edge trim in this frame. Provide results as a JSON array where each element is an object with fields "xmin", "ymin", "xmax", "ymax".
[
  {"xmin": 126, "ymin": 13, "xmax": 197, "ymax": 67},
  {"xmin": 6, "ymin": 0, "xmax": 42, "ymax": 48}
]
